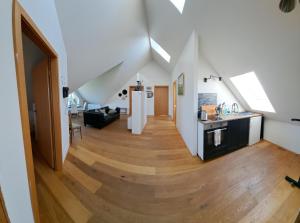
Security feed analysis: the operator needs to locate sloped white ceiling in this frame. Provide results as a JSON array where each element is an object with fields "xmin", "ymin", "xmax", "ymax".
[
  {"xmin": 77, "ymin": 62, "xmax": 124, "ymax": 104},
  {"xmin": 55, "ymin": 0, "xmax": 151, "ymax": 91},
  {"xmin": 145, "ymin": 0, "xmax": 300, "ymax": 122}
]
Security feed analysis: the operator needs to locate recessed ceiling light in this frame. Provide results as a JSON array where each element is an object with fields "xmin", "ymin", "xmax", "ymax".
[
  {"xmin": 150, "ymin": 38, "xmax": 171, "ymax": 63},
  {"xmin": 169, "ymin": 0, "xmax": 186, "ymax": 14},
  {"xmin": 230, "ymin": 71, "xmax": 275, "ymax": 113}
]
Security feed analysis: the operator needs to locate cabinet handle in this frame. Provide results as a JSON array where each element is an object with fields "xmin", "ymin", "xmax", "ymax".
[
  {"xmin": 291, "ymin": 118, "xmax": 300, "ymax": 122},
  {"xmin": 207, "ymin": 128, "xmax": 227, "ymax": 134}
]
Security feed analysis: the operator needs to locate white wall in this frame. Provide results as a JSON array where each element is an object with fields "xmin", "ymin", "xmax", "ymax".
[
  {"xmin": 77, "ymin": 63, "xmax": 123, "ymax": 105},
  {"xmin": 145, "ymin": 0, "xmax": 300, "ymax": 121},
  {"xmin": 170, "ymin": 31, "xmax": 199, "ymax": 155},
  {"xmin": 0, "ymin": 1, "xmax": 68, "ymax": 222},
  {"xmin": 169, "ymin": 31, "xmax": 245, "ymax": 156},
  {"xmin": 138, "ymin": 61, "xmax": 171, "ymax": 116},
  {"xmin": 55, "ymin": 0, "xmax": 151, "ymax": 92},
  {"xmin": 198, "ymin": 52, "xmax": 300, "ymax": 155},
  {"xmin": 144, "ymin": 0, "xmax": 300, "ymax": 156},
  {"xmin": 264, "ymin": 119, "xmax": 300, "ymax": 154},
  {"xmin": 197, "ymin": 51, "xmax": 244, "ymax": 110},
  {"xmin": 106, "ymin": 61, "xmax": 171, "ymax": 116}
]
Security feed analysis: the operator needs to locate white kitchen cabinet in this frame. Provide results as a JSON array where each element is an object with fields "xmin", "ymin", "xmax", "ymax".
[
  {"xmin": 249, "ymin": 116, "xmax": 262, "ymax": 145},
  {"xmin": 197, "ymin": 122, "xmax": 204, "ymax": 159}
]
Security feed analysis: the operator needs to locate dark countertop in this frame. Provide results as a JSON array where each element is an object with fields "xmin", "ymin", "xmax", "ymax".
[{"xmin": 198, "ymin": 112, "xmax": 262, "ymax": 125}]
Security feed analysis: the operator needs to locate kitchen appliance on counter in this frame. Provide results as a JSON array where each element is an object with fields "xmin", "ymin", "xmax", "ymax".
[
  {"xmin": 200, "ymin": 110, "xmax": 208, "ymax": 121},
  {"xmin": 199, "ymin": 105, "xmax": 216, "ymax": 120}
]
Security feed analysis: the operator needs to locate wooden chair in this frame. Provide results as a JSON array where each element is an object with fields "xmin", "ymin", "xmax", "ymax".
[
  {"xmin": 70, "ymin": 103, "xmax": 79, "ymax": 117},
  {"xmin": 69, "ymin": 113, "xmax": 82, "ymax": 143}
]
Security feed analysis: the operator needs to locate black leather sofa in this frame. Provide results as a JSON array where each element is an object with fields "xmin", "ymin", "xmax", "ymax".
[{"xmin": 83, "ymin": 106, "xmax": 120, "ymax": 129}]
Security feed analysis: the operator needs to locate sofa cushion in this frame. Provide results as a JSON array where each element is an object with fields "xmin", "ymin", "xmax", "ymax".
[
  {"xmin": 108, "ymin": 110, "xmax": 117, "ymax": 115},
  {"xmin": 87, "ymin": 103, "xmax": 102, "ymax": 110}
]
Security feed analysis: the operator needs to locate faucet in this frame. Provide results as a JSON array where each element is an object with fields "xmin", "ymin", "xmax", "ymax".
[
  {"xmin": 216, "ymin": 102, "xmax": 229, "ymax": 116},
  {"xmin": 232, "ymin": 103, "xmax": 239, "ymax": 113},
  {"xmin": 220, "ymin": 102, "xmax": 226, "ymax": 115}
]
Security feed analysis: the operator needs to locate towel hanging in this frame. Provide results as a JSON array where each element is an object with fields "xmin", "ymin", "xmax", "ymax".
[{"xmin": 214, "ymin": 129, "xmax": 221, "ymax": 147}]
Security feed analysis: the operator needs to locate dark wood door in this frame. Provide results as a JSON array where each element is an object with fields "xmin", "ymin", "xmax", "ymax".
[
  {"xmin": 154, "ymin": 86, "xmax": 169, "ymax": 116},
  {"xmin": 32, "ymin": 59, "xmax": 54, "ymax": 168}
]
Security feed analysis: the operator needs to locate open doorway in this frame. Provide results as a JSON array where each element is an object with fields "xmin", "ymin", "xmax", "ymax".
[
  {"xmin": 22, "ymin": 34, "xmax": 55, "ymax": 168},
  {"xmin": 13, "ymin": 2, "xmax": 63, "ymax": 222}
]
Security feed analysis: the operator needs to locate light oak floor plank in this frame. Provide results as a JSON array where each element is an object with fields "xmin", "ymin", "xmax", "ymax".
[
  {"xmin": 36, "ymin": 115, "xmax": 300, "ymax": 223},
  {"xmin": 63, "ymin": 160, "xmax": 102, "ymax": 193},
  {"xmin": 35, "ymin": 158, "xmax": 92, "ymax": 223}
]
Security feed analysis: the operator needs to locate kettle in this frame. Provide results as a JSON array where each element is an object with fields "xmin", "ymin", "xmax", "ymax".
[{"xmin": 201, "ymin": 110, "xmax": 208, "ymax": 121}]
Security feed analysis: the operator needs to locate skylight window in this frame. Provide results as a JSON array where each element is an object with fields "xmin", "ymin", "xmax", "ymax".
[
  {"xmin": 230, "ymin": 72, "xmax": 275, "ymax": 113},
  {"xmin": 150, "ymin": 38, "xmax": 171, "ymax": 63},
  {"xmin": 169, "ymin": 0, "xmax": 186, "ymax": 14}
]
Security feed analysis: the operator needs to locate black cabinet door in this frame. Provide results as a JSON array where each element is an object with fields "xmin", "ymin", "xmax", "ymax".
[
  {"xmin": 228, "ymin": 120, "xmax": 240, "ymax": 150},
  {"xmin": 238, "ymin": 118, "xmax": 250, "ymax": 148},
  {"xmin": 228, "ymin": 118, "xmax": 250, "ymax": 151}
]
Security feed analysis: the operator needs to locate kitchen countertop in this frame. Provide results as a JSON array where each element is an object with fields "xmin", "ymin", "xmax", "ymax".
[{"xmin": 198, "ymin": 112, "xmax": 262, "ymax": 124}]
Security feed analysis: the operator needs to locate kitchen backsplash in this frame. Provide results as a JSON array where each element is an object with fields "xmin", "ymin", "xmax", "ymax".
[{"xmin": 198, "ymin": 93, "xmax": 217, "ymax": 108}]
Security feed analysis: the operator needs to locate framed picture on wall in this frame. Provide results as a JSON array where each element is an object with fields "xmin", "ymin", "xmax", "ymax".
[
  {"xmin": 146, "ymin": 86, "xmax": 153, "ymax": 98},
  {"xmin": 178, "ymin": 73, "xmax": 184, "ymax": 95}
]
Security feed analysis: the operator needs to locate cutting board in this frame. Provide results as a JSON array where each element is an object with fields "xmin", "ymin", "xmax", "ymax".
[{"xmin": 201, "ymin": 105, "xmax": 217, "ymax": 116}]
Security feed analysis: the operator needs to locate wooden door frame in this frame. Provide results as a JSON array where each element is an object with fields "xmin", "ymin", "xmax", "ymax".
[
  {"xmin": 129, "ymin": 86, "xmax": 135, "ymax": 116},
  {"xmin": 0, "ymin": 188, "xmax": 10, "ymax": 223},
  {"xmin": 13, "ymin": 1, "xmax": 63, "ymax": 222},
  {"xmin": 154, "ymin": 85, "xmax": 169, "ymax": 116},
  {"xmin": 173, "ymin": 81, "xmax": 177, "ymax": 124}
]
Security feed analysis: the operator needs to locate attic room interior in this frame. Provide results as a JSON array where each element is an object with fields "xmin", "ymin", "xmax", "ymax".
[{"xmin": 1, "ymin": 0, "xmax": 300, "ymax": 222}]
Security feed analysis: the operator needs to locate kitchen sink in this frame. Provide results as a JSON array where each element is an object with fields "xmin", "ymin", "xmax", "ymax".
[
  {"xmin": 238, "ymin": 112, "xmax": 254, "ymax": 116},
  {"xmin": 209, "ymin": 117, "xmax": 223, "ymax": 121}
]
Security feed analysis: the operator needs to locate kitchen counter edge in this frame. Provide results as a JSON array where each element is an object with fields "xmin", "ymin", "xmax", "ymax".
[{"xmin": 198, "ymin": 113, "xmax": 262, "ymax": 124}]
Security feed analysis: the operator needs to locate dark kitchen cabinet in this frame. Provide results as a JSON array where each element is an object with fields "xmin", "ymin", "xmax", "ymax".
[
  {"xmin": 199, "ymin": 117, "xmax": 251, "ymax": 160},
  {"xmin": 203, "ymin": 127, "xmax": 230, "ymax": 160},
  {"xmin": 228, "ymin": 118, "xmax": 250, "ymax": 151}
]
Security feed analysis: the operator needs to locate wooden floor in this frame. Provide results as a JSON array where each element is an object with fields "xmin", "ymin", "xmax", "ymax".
[{"xmin": 35, "ymin": 115, "xmax": 300, "ymax": 223}]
